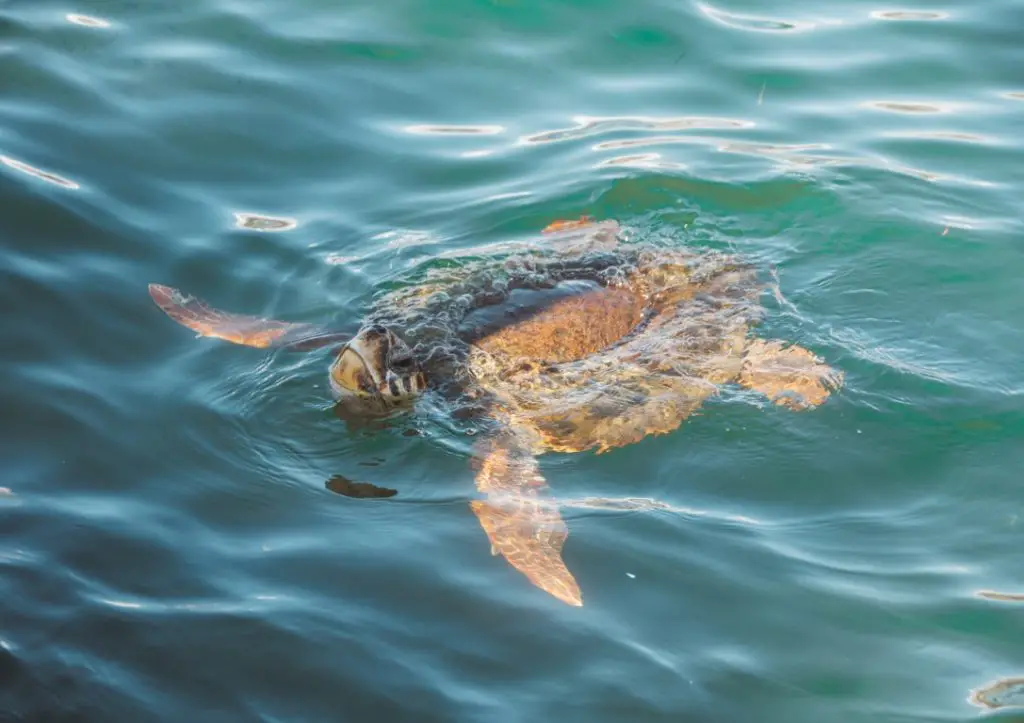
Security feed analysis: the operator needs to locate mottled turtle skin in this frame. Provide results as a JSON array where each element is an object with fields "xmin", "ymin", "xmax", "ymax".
[{"xmin": 149, "ymin": 219, "xmax": 842, "ymax": 607}]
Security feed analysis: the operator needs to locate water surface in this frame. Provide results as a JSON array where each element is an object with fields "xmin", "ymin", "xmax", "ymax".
[{"xmin": 3, "ymin": 0, "xmax": 1024, "ymax": 720}]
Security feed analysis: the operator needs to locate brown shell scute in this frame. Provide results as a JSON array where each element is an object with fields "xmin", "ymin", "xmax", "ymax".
[{"xmin": 473, "ymin": 287, "xmax": 645, "ymax": 364}]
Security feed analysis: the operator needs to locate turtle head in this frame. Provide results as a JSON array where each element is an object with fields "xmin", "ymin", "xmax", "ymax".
[{"xmin": 329, "ymin": 324, "xmax": 427, "ymax": 405}]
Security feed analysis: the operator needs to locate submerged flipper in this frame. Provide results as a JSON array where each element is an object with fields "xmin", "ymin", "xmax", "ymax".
[
  {"xmin": 149, "ymin": 284, "xmax": 346, "ymax": 350},
  {"xmin": 325, "ymin": 475, "xmax": 398, "ymax": 499},
  {"xmin": 471, "ymin": 434, "xmax": 582, "ymax": 607},
  {"xmin": 739, "ymin": 339, "xmax": 843, "ymax": 409}
]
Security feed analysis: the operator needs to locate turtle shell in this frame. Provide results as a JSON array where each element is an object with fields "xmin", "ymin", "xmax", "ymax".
[{"xmin": 367, "ymin": 240, "xmax": 766, "ymax": 454}]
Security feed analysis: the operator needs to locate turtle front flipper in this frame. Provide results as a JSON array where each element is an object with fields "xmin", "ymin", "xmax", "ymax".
[
  {"xmin": 739, "ymin": 339, "xmax": 843, "ymax": 410},
  {"xmin": 540, "ymin": 217, "xmax": 621, "ymax": 256},
  {"xmin": 470, "ymin": 433, "xmax": 582, "ymax": 607},
  {"xmin": 149, "ymin": 284, "xmax": 346, "ymax": 350}
]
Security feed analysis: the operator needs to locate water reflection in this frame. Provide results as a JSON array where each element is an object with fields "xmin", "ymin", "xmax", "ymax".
[
  {"xmin": 864, "ymin": 100, "xmax": 954, "ymax": 113},
  {"xmin": 696, "ymin": 2, "xmax": 815, "ymax": 32},
  {"xmin": 520, "ymin": 115, "xmax": 752, "ymax": 145},
  {"xmin": 232, "ymin": 212, "xmax": 297, "ymax": 232},
  {"xmin": 938, "ymin": 215, "xmax": 980, "ymax": 230},
  {"xmin": 887, "ymin": 162, "xmax": 993, "ymax": 186},
  {"xmin": 975, "ymin": 589, "xmax": 1024, "ymax": 602},
  {"xmin": 969, "ymin": 677, "xmax": 1024, "ymax": 710},
  {"xmin": 596, "ymin": 153, "xmax": 687, "ymax": 170},
  {"xmin": 718, "ymin": 141, "xmax": 849, "ymax": 168},
  {"xmin": 583, "ymin": 133, "xmax": 988, "ymax": 186},
  {"xmin": 324, "ymin": 253, "xmax": 366, "ymax": 265},
  {"xmin": 587, "ymin": 133, "xmax": 848, "ymax": 170},
  {"xmin": 372, "ymin": 228, "xmax": 438, "ymax": 249},
  {"xmin": 66, "ymin": 13, "xmax": 112, "ymax": 28},
  {"xmin": 594, "ymin": 136, "xmax": 701, "ymax": 151},
  {"xmin": 719, "ymin": 141, "xmax": 834, "ymax": 155},
  {"xmin": 92, "ymin": 594, "xmax": 298, "ymax": 614},
  {"xmin": 885, "ymin": 130, "xmax": 991, "ymax": 143},
  {"xmin": 869, "ymin": 9, "xmax": 950, "ymax": 20},
  {"xmin": 1, "ymin": 155, "xmax": 80, "ymax": 189},
  {"xmin": 403, "ymin": 124, "xmax": 504, "ymax": 136},
  {"xmin": 561, "ymin": 496, "xmax": 761, "ymax": 526}
]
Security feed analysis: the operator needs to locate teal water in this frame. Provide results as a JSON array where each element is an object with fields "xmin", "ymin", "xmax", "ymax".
[{"xmin": 3, "ymin": 0, "xmax": 1024, "ymax": 719}]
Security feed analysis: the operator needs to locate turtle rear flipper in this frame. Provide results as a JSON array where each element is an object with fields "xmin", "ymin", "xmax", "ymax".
[
  {"xmin": 149, "ymin": 284, "xmax": 346, "ymax": 350},
  {"xmin": 739, "ymin": 339, "xmax": 843, "ymax": 410},
  {"xmin": 471, "ymin": 436, "xmax": 582, "ymax": 607}
]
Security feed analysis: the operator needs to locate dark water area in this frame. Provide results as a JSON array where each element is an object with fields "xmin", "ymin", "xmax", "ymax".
[{"xmin": 3, "ymin": 0, "xmax": 1024, "ymax": 720}]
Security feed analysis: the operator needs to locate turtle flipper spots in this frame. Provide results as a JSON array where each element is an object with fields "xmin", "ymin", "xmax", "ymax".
[
  {"xmin": 739, "ymin": 339, "xmax": 843, "ymax": 409},
  {"xmin": 472, "ymin": 438, "xmax": 582, "ymax": 607},
  {"xmin": 148, "ymin": 283, "xmax": 323, "ymax": 349}
]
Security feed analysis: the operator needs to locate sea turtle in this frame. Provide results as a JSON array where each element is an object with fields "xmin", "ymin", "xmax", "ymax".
[{"xmin": 149, "ymin": 218, "xmax": 842, "ymax": 606}]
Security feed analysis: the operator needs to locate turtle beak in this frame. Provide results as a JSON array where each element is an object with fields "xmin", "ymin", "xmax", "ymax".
[
  {"xmin": 330, "ymin": 344, "xmax": 378, "ymax": 397},
  {"xmin": 330, "ymin": 325, "xmax": 424, "ymax": 403}
]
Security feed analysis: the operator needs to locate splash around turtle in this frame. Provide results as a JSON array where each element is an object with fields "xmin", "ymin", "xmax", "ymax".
[{"xmin": 149, "ymin": 217, "xmax": 843, "ymax": 607}]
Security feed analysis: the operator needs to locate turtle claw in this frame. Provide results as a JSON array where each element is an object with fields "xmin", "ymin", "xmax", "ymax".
[{"xmin": 739, "ymin": 339, "xmax": 843, "ymax": 409}]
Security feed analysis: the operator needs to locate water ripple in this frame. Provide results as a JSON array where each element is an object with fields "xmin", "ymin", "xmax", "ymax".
[
  {"xmin": 65, "ymin": 13, "xmax": 113, "ymax": 29},
  {"xmin": 232, "ymin": 212, "xmax": 298, "ymax": 232},
  {"xmin": 403, "ymin": 124, "xmax": 505, "ymax": 136},
  {"xmin": 519, "ymin": 115, "xmax": 753, "ymax": 145},
  {"xmin": 869, "ymin": 9, "xmax": 951, "ymax": 21},
  {"xmin": 4, "ymin": 0, "xmax": 1024, "ymax": 718},
  {"xmin": 863, "ymin": 100, "xmax": 959, "ymax": 114},
  {"xmin": 596, "ymin": 153, "xmax": 687, "ymax": 170},
  {"xmin": 975, "ymin": 589, "xmax": 1024, "ymax": 603},
  {"xmin": 883, "ymin": 129, "xmax": 994, "ymax": 143},
  {"xmin": 1, "ymin": 155, "xmax": 80, "ymax": 190},
  {"xmin": 969, "ymin": 677, "xmax": 1024, "ymax": 710},
  {"xmin": 696, "ymin": 3, "xmax": 817, "ymax": 33},
  {"xmin": 89, "ymin": 592, "xmax": 302, "ymax": 616}
]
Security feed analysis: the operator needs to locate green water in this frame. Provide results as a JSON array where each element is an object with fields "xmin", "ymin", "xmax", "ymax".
[{"xmin": 2, "ymin": 0, "xmax": 1024, "ymax": 720}]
